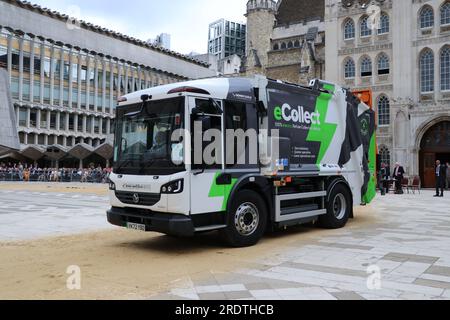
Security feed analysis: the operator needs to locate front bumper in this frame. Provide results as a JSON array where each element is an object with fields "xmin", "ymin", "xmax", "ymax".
[{"xmin": 107, "ymin": 207, "xmax": 195, "ymax": 237}]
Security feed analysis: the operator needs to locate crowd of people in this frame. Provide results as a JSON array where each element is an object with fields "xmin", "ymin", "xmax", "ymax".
[
  {"xmin": 378, "ymin": 161, "xmax": 450, "ymax": 197},
  {"xmin": 0, "ymin": 162, "xmax": 112, "ymax": 184}
]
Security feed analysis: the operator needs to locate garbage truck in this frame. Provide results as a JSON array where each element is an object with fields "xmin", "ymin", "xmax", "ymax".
[{"xmin": 107, "ymin": 76, "xmax": 376, "ymax": 247}]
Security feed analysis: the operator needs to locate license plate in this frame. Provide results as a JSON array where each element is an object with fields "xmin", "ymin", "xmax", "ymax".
[{"xmin": 126, "ymin": 222, "xmax": 146, "ymax": 232}]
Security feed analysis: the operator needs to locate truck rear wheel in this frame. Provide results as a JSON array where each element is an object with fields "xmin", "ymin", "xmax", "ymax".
[
  {"xmin": 220, "ymin": 190, "xmax": 267, "ymax": 247},
  {"xmin": 319, "ymin": 184, "xmax": 351, "ymax": 229}
]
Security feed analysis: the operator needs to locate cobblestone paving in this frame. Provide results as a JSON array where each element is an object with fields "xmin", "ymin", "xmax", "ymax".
[
  {"xmin": 154, "ymin": 190, "xmax": 450, "ymax": 300},
  {"xmin": 0, "ymin": 188, "xmax": 110, "ymax": 241}
]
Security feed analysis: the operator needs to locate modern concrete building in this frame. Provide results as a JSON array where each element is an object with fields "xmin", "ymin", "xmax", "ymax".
[
  {"xmin": 208, "ymin": 19, "xmax": 246, "ymax": 60},
  {"xmin": 0, "ymin": 69, "xmax": 20, "ymax": 156},
  {"xmin": 325, "ymin": 0, "xmax": 450, "ymax": 188},
  {"xmin": 243, "ymin": 0, "xmax": 325, "ymax": 84},
  {"xmin": 0, "ymin": 0, "xmax": 214, "ymax": 168}
]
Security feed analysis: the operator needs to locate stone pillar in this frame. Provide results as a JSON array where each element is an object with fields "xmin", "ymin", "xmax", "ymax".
[
  {"xmin": 15, "ymin": 106, "xmax": 20, "ymax": 127},
  {"xmin": 39, "ymin": 40, "xmax": 45, "ymax": 105},
  {"xmin": 46, "ymin": 111, "xmax": 51, "ymax": 130},
  {"xmin": 109, "ymin": 59, "xmax": 114, "ymax": 112},
  {"xmin": 77, "ymin": 52, "xmax": 82, "ymax": 109},
  {"xmin": 68, "ymin": 47, "xmax": 74, "ymax": 108},
  {"xmin": 102, "ymin": 59, "xmax": 107, "ymax": 113},
  {"xmin": 86, "ymin": 55, "xmax": 91, "ymax": 109},
  {"xmin": 56, "ymin": 111, "xmax": 60, "ymax": 131},
  {"xmin": 94, "ymin": 56, "xmax": 99, "ymax": 112},
  {"xmin": 18, "ymin": 36, "xmax": 24, "ymax": 101},
  {"xmin": 106, "ymin": 118, "xmax": 111, "ymax": 135},
  {"xmin": 59, "ymin": 46, "xmax": 64, "ymax": 107},
  {"xmin": 91, "ymin": 116, "xmax": 95, "ymax": 135},
  {"xmin": 29, "ymin": 36, "xmax": 35, "ymax": 103},
  {"xmin": 26, "ymin": 107, "xmax": 31, "ymax": 128},
  {"xmin": 36, "ymin": 109, "xmax": 41, "ymax": 130},
  {"xmin": 49, "ymin": 44, "xmax": 55, "ymax": 105},
  {"xmin": 74, "ymin": 113, "xmax": 78, "ymax": 133},
  {"xmin": 65, "ymin": 112, "xmax": 70, "ymax": 132},
  {"xmin": 7, "ymin": 34, "xmax": 12, "ymax": 82},
  {"xmin": 117, "ymin": 60, "xmax": 122, "ymax": 99},
  {"xmin": 82, "ymin": 114, "xmax": 87, "ymax": 133},
  {"xmin": 124, "ymin": 63, "xmax": 129, "ymax": 94}
]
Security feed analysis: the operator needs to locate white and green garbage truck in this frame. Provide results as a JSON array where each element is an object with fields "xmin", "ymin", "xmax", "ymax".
[{"xmin": 107, "ymin": 76, "xmax": 376, "ymax": 247}]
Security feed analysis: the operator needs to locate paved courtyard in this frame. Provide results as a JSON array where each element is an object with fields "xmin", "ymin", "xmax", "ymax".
[
  {"xmin": 0, "ymin": 182, "xmax": 449, "ymax": 300},
  {"xmin": 154, "ymin": 190, "xmax": 450, "ymax": 300},
  {"xmin": 0, "ymin": 183, "xmax": 111, "ymax": 241}
]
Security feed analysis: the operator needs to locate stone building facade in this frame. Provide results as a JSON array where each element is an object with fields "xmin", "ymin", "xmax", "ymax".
[
  {"xmin": 243, "ymin": 0, "xmax": 326, "ymax": 85},
  {"xmin": 325, "ymin": 0, "xmax": 450, "ymax": 187},
  {"xmin": 0, "ymin": 0, "xmax": 214, "ymax": 167}
]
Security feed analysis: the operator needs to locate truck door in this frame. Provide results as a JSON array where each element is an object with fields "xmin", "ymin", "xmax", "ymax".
[{"xmin": 188, "ymin": 97, "xmax": 225, "ymax": 215}]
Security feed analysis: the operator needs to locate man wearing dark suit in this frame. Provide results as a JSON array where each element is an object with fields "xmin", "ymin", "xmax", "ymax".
[
  {"xmin": 392, "ymin": 162, "xmax": 405, "ymax": 194},
  {"xmin": 435, "ymin": 160, "xmax": 447, "ymax": 197}
]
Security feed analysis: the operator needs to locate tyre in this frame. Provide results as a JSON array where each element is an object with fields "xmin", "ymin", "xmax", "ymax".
[
  {"xmin": 220, "ymin": 190, "xmax": 267, "ymax": 247},
  {"xmin": 319, "ymin": 183, "xmax": 351, "ymax": 229}
]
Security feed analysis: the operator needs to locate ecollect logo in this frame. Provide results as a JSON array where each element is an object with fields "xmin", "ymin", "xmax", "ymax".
[{"xmin": 274, "ymin": 104, "xmax": 321, "ymax": 125}]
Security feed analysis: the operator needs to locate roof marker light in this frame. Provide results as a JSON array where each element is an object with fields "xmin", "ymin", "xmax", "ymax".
[{"xmin": 167, "ymin": 86, "xmax": 210, "ymax": 95}]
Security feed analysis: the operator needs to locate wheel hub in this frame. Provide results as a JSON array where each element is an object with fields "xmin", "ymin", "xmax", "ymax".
[
  {"xmin": 234, "ymin": 202, "xmax": 259, "ymax": 236},
  {"xmin": 333, "ymin": 193, "xmax": 347, "ymax": 220}
]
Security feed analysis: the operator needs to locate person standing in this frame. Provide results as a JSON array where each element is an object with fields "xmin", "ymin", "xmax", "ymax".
[
  {"xmin": 392, "ymin": 162, "xmax": 405, "ymax": 194},
  {"xmin": 446, "ymin": 162, "xmax": 450, "ymax": 191},
  {"xmin": 435, "ymin": 160, "xmax": 446, "ymax": 197}
]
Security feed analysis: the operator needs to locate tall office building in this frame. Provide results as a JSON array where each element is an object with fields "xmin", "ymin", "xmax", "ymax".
[
  {"xmin": 0, "ymin": 0, "xmax": 214, "ymax": 168},
  {"xmin": 208, "ymin": 19, "xmax": 246, "ymax": 60}
]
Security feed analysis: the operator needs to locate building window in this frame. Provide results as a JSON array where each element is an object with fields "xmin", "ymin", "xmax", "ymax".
[
  {"xmin": 420, "ymin": 6, "xmax": 434, "ymax": 29},
  {"xmin": 361, "ymin": 57, "xmax": 372, "ymax": 77},
  {"xmin": 281, "ymin": 42, "xmax": 287, "ymax": 50},
  {"xmin": 360, "ymin": 16, "xmax": 372, "ymax": 37},
  {"xmin": 379, "ymin": 146, "xmax": 391, "ymax": 168},
  {"xmin": 344, "ymin": 19, "xmax": 355, "ymax": 40},
  {"xmin": 287, "ymin": 41, "xmax": 293, "ymax": 49},
  {"xmin": 420, "ymin": 49, "xmax": 434, "ymax": 93},
  {"xmin": 294, "ymin": 40, "xmax": 300, "ymax": 48},
  {"xmin": 441, "ymin": 46, "xmax": 450, "ymax": 91},
  {"xmin": 377, "ymin": 53, "xmax": 390, "ymax": 75},
  {"xmin": 378, "ymin": 95, "xmax": 390, "ymax": 126},
  {"xmin": 344, "ymin": 58, "xmax": 355, "ymax": 79},
  {"xmin": 441, "ymin": 2, "xmax": 450, "ymax": 25},
  {"xmin": 378, "ymin": 13, "xmax": 390, "ymax": 34}
]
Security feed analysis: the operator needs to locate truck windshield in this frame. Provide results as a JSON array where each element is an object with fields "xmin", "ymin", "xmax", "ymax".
[{"xmin": 114, "ymin": 97, "xmax": 185, "ymax": 175}]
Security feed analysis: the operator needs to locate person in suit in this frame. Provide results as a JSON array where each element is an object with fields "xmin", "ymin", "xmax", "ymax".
[
  {"xmin": 392, "ymin": 162, "xmax": 405, "ymax": 194},
  {"xmin": 379, "ymin": 163, "xmax": 391, "ymax": 194},
  {"xmin": 435, "ymin": 160, "xmax": 447, "ymax": 197},
  {"xmin": 446, "ymin": 162, "xmax": 450, "ymax": 191}
]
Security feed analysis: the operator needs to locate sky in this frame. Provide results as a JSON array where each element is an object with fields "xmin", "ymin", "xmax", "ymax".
[{"xmin": 30, "ymin": 0, "xmax": 249, "ymax": 55}]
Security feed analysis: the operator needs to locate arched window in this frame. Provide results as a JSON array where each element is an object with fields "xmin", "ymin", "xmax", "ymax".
[
  {"xmin": 287, "ymin": 41, "xmax": 293, "ymax": 49},
  {"xmin": 441, "ymin": 46, "xmax": 450, "ymax": 91},
  {"xmin": 361, "ymin": 57, "xmax": 372, "ymax": 77},
  {"xmin": 344, "ymin": 19, "xmax": 355, "ymax": 40},
  {"xmin": 273, "ymin": 43, "xmax": 279, "ymax": 51},
  {"xmin": 420, "ymin": 49, "xmax": 434, "ymax": 93},
  {"xmin": 378, "ymin": 95, "xmax": 390, "ymax": 126},
  {"xmin": 360, "ymin": 16, "xmax": 372, "ymax": 37},
  {"xmin": 281, "ymin": 42, "xmax": 287, "ymax": 50},
  {"xmin": 294, "ymin": 40, "xmax": 300, "ymax": 48},
  {"xmin": 441, "ymin": 2, "xmax": 450, "ymax": 25},
  {"xmin": 378, "ymin": 13, "xmax": 390, "ymax": 34},
  {"xmin": 344, "ymin": 58, "xmax": 355, "ymax": 79},
  {"xmin": 379, "ymin": 146, "xmax": 391, "ymax": 168},
  {"xmin": 377, "ymin": 53, "xmax": 390, "ymax": 75},
  {"xmin": 420, "ymin": 6, "xmax": 434, "ymax": 29}
]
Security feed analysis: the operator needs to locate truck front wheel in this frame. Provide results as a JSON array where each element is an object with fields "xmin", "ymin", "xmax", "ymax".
[
  {"xmin": 220, "ymin": 190, "xmax": 267, "ymax": 247},
  {"xmin": 319, "ymin": 184, "xmax": 351, "ymax": 229}
]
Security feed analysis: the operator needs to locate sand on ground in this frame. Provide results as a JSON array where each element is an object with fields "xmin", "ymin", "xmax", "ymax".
[
  {"xmin": 0, "ymin": 205, "xmax": 377, "ymax": 300},
  {"xmin": 0, "ymin": 182, "xmax": 108, "ymax": 196}
]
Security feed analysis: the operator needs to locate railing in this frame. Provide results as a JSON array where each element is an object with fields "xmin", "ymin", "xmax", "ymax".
[{"xmin": 0, "ymin": 171, "xmax": 110, "ymax": 184}]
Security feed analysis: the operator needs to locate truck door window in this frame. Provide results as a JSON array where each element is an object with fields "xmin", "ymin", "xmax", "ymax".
[
  {"xmin": 225, "ymin": 101, "xmax": 258, "ymax": 169},
  {"xmin": 191, "ymin": 99, "xmax": 222, "ymax": 170}
]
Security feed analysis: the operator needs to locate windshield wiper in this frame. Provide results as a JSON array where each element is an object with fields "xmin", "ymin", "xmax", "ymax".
[{"xmin": 115, "ymin": 158, "xmax": 134, "ymax": 173}]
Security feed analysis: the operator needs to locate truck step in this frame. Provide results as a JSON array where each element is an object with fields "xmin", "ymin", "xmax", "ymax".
[{"xmin": 281, "ymin": 204, "xmax": 319, "ymax": 216}]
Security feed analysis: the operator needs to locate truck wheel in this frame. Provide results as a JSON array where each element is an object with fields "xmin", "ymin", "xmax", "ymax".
[
  {"xmin": 220, "ymin": 190, "xmax": 267, "ymax": 247},
  {"xmin": 319, "ymin": 184, "xmax": 351, "ymax": 229}
]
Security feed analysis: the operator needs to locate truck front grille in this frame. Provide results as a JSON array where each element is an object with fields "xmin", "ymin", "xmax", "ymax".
[{"xmin": 115, "ymin": 191, "xmax": 161, "ymax": 206}]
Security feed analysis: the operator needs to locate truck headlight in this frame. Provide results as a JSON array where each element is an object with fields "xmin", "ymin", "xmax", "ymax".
[
  {"xmin": 161, "ymin": 179, "xmax": 184, "ymax": 194},
  {"xmin": 109, "ymin": 181, "xmax": 116, "ymax": 191}
]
